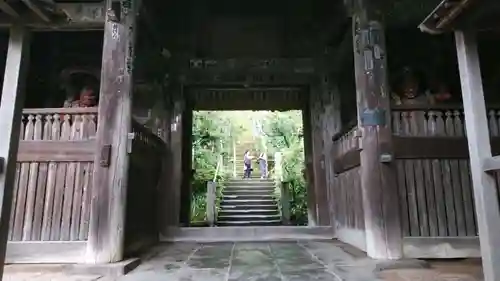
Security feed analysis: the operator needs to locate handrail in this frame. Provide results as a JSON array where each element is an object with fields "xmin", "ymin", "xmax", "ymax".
[
  {"xmin": 22, "ymin": 107, "xmax": 98, "ymax": 115},
  {"xmin": 232, "ymin": 139, "xmax": 237, "ymax": 178},
  {"xmin": 391, "ymin": 103, "xmax": 500, "ymax": 111},
  {"xmin": 213, "ymin": 153, "xmax": 222, "ymax": 182}
]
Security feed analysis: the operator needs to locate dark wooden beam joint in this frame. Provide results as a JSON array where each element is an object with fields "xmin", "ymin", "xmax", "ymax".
[
  {"xmin": 99, "ymin": 144, "xmax": 112, "ymax": 167},
  {"xmin": 333, "ymin": 149, "xmax": 361, "ymax": 174},
  {"xmin": 107, "ymin": 0, "xmax": 122, "ymax": 22}
]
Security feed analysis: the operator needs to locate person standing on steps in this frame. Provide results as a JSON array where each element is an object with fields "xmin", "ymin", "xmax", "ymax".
[
  {"xmin": 243, "ymin": 150, "xmax": 253, "ymax": 179},
  {"xmin": 258, "ymin": 151, "xmax": 268, "ymax": 179}
]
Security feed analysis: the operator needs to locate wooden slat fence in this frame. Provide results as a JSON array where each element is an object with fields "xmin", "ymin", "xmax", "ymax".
[
  {"xmin": 9, "ymin": 108, "xmax": 97, "ymax": 242},
  {"xmin": 125, "ymin": 120, "xmax": 166, "ymax": 254},
  {"xmin": 332, "ymin": 126, "xmax": 365, "ymax": 250}
]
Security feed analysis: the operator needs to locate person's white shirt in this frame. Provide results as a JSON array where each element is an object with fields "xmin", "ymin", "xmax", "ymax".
[{"xmin": 258, "ymin": 152, "xmax": 267, "ymax": 162}]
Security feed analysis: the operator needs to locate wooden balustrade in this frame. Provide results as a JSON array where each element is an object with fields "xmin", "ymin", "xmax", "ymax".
[
  {"xmin": 9, "ymin": 108, "xmax": 97, "ymax": 243},
  {"xmin": 332, "ymin": 126, "xmax": 365, "ymax": 251}
]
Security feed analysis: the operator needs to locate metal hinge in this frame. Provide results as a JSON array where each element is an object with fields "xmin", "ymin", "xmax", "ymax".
[
  {"xmin": 0, "ymin": 157, "xmax": 4, "ymax": 174},
  {"xmin": 127, "ymin": 133, "xmax": 135, "ymax": 154},
  {"xmin": 100, "ymin": 145, "xmax": 112, "ymax": 167}
]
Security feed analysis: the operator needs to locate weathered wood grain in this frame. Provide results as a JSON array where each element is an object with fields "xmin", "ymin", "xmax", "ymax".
[
  {"xmin": 0, "ymin": 25, "xmax": 31, "ymax": 275},
  {"xmin": 87, "ymin": 0, "xmax": 139, "ymax": 263}
]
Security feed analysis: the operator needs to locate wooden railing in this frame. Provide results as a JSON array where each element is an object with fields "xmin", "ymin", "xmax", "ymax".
[
  {"xmin": 331, "ymin": 125, "xmax": 365, "ymax": 250},
  {"xmin": 124, "ymin": 120, "xmax": 166, "ymax": 253},
  {"xmin": 390, "ymin": 105, "xmax": 493, "ymax": 238},
  {"xmin": 9, "ymin": 108, "xmax": 97, "ymax": 242}
]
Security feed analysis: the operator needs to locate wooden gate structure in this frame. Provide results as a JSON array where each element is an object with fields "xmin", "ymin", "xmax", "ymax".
[{"xmin": 0, "ymin": 0, "xmax": 499, "ymax": 281}]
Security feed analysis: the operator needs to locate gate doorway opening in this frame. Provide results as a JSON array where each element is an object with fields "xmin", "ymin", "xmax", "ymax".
[{"xmin": 190, "ymin": 109, "xmax": 308, "ymax": 227}]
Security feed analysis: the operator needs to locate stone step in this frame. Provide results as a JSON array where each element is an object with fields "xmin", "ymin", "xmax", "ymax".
[
  {"xmin": 225, "ymin": 185, "xmax": 274, "ymax": 189},
  {"xmin": 219, "ymin": 209, "xmax": 279, "ymax": 216},
  {"xmin": 220, "ymin": 204, "xmax": 278, "ymax": 210},
  {"xmin": 223, "ymin": 189, "xmax": 274, "ymax": 196},
  {"xmin": 227, "ymin": 180, "xmax": 274, "ymax": 185},
  {"xmin": 218, "ymin": 214, "xmax": 281, "ymax": 222},
  {"xmin": 217, "ymin": 220, "xmax": 282, "ymax": 226},
  {"xmin": 221, "ymin": 199, "xmax": 276, "ymax": 206},
  {"xmin": 222, "ymin": 194, "xmax": 275, "ymax": 201}
]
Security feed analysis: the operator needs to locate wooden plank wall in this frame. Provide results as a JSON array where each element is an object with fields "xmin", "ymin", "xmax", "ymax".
[
  {"xmin": 392, "ymin": 108, "xmax": 481, "ymax": 238},
  {"xmin": 332, "ymin": 127, "xmax": 365, "ymax": 250},
  {"xmin": 124, "ymin": 120, "xmax": 165, "ymax": 254},
  {"xmin": 9, "ymin": 108, "xmax": 97, "ymax": 242}
]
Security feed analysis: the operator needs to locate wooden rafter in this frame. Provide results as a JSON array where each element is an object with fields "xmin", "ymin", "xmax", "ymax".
[
  {"xmin": 0, "ymin": 0, "xmax": 19, "ymax": 18},
  {"xmin": 21, "ymin": 0, "xmax": 51, "ymax": 22}
]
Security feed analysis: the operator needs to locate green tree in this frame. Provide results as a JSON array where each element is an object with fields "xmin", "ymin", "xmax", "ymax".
[
  {"xmin": 191, "ymin": 111, "xmax": 235, "ymax": 222},
  {"xmin": 262, "ymin": 111, "xmax": 307, "ymax": 225}
]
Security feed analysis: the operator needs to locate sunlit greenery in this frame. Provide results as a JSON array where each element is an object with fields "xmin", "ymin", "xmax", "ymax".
[
  {"xmin": 261, "ymin": 111, "xmax": 307, "ymax": 225},
  {"xmin": 190, "ymin": 110, "xmax": 307, "ymax": 225}
]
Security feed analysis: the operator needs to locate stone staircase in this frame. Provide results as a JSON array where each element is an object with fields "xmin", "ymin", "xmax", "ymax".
[{"xmin": 218, "ymin": 179, "xmax": 282, "ymax": 226}]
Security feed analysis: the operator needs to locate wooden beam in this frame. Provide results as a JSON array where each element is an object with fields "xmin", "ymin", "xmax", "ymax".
[
  {"xmin": 302, "ymin": 104, "xmax": 318, "ymax": 226},
  {"xmin": 455, "ymin": 30, "xmax": 500, "ymax": 281},
  {"xmin": 21, "ymin": 0, "xmax": 51, "ymax": 22},
  {"xmin": 352, "ymin": 0, "xmax": 402, "ymax": 259},
  {"xmin": 0, "ymin": 25, "xmax": 31, "ymax": 277},
  {"xmin": 403, "ymin": 237, "xmax": 481, "ymax": 259},
  {"xmin": 0, "ymin": 0, "xmax": 19, "ymax": 18},
  {"xmin": 309, "ymin": 82, "xmax": 330, "ymax": 226},
  {"xmin": 6, "ymin": 241, "xmax": 86, "ymax": 264},
  {"xmin": 86, "ymin": 0, "xmax": 139, "ymax": 264},
  {"xmin": 0, "ymin": 2, "xmax": 105, "ymax": 30}
]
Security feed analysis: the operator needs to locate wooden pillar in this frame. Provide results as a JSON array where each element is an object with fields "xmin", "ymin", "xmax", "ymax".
[
  {"xmin": 170, "ymin": 89, "xmax": 184, "ymax": 228},
  {"xmin": 87, "ymin": 0, "xmax": 139, "ymax": 263},
  {"xmin": 179, "ymin": 103, "xmax": 193, "ymax": 226},
  {"xmin": 0, "ymin": 26, "xmax": 30, "ymax": 276},
  {"xmin": 455, "ymin": 31, "xmax": 500, "ymax": 281},
  {"xmin": 309, "ymin": 80, "xmax": 330, "ymax": 226},
  {"xmin": 352, "ymin": 1, "xmax": 402, "ymax": 259},
  {"xmin": 321, "ymin": 76, "xmax": 342, "ymax": 228},
  {"xmin": 302, "ymin": 102, "xmax": 318, "ymax": 226}
]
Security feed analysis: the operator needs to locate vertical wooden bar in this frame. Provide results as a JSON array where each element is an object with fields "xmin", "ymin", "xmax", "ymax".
[
  {"xmin": 352, "ymin": 1, "xmax": 401, "ymax": 259},
  {"xmin": 310, "ymin": 81, "xmax": 330, "ymax": 226},
  {"xmin": 87, "ymin": 0, "xmax": 139, "ymax": 264},
  {"xmin": 179, "ymin": 104, "xmax": 192, "ymax": 226},
  {"xmin": 281, "ymin": 182, "xmax": 291, "ymax": 225},
  {"xmin": 302, "ymin": 101, "xmax": 318, "ymax": 226},
  {"xmin": 0, "ymin": 25, "xmax": 31, "ymax": 277},
  {"xmin": 455, "ymin": 31, "xmax": 500, "ymax": 281},
  {"xmin": 206, "ymin": 181, "xmax": 216, "ymax": 227}
]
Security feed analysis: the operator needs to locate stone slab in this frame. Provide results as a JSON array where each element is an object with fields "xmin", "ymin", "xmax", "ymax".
[{"xmin": 3, "ymin": 258, "xmax": 141, "ymax": 278}]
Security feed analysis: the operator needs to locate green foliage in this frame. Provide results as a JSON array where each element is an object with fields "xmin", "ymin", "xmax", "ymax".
[
  {"xmin": 191, "ymin": 111, "xmax": 236, "ymax": 222},
  {"xmin": 262, "ymin": 111, "xmax": 307, "ymax": 225}
]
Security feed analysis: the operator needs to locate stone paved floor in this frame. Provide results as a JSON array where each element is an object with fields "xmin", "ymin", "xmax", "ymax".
[{"xmin": 2, "ymin": 241, "xmax": 484, "ymax": 281}]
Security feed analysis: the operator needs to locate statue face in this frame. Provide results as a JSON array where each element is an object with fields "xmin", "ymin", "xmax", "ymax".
[{"xmin": 402, "ymin": 76, "xmax": 419, "ymax": 99}]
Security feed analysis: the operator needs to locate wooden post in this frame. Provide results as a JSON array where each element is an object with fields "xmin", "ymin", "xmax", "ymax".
[
  {"xmin": 310, "ymin": 81, "xmax": 330, "ymax": 226},
  {"xmin": 170, "ymin": 93, "xmax": 184, "ymax": 228},
  {"xmin": 179, "ymin": 104, "xmax": 192, "ymax": 226},
  {"xmin": 0, "ymin": 26, "xmax": 30, "ymax": 277},
  {"xmin": 322, "ymin": 78, "xmax": 342, "ymax": 229},
  {"xmin": 455, "ymin": 31, "xmax": 500, "ymax": 281},
  {"xmin": 206, "ymin": 181, "xmax": 216, "ymax": 227},
  {"xmin": 302, "ymin": 104, "xmax": 318, "ymax": 226},
  {"xmin": 352, "ymin": 0, "xmax": 402, "ymax": 259},
  {"xmin": 281, "ymin": 182, "xmax": 291, "ymax": 225},
  {"xmin": 87, "ymin": 0, "xmax": 139, "ymax": 263}
]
